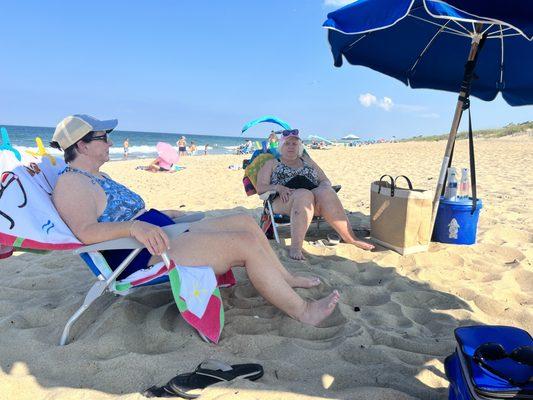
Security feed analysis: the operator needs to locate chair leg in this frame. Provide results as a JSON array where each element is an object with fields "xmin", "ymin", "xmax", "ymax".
[
  {"xmin": 59, "ymin": 280, "xmax": 109, "ymax": 345},
  {"xmin": 266, "ymin": 200, "xmax": 280, "ymax": 244},
  {"xmin": 60, "ymin": 248, "xmax": 143, "ymax": 345}
]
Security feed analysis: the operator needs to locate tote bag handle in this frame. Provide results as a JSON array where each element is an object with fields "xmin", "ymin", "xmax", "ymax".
[
  {"xmin": 378, "ymin": 175, "xmax": 395, "ymax": 197},
  {"xmin": 394, "ymin": 175, "xmax": 413, "ymax": 190}
]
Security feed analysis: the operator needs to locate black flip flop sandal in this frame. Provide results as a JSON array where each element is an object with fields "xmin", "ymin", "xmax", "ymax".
[{"xmin": 143, "ymin": 359, "xmax": 264, "ymax": 399}]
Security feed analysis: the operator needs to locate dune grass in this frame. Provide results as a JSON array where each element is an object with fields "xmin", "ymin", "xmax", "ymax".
[{"xmin": 405, "ymin": 121, "xmax": 533, "ymax": 142}]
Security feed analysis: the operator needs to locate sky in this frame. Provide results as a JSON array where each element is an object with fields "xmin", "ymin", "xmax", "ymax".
[{"xmin": 1, "ymin": 0, "xmax": 532, "ymax": 140}]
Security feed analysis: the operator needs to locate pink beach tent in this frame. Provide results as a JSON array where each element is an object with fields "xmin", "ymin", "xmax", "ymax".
[{"xmin": 156, "ymin": 142, "xmax": 180, "ymax": 170}]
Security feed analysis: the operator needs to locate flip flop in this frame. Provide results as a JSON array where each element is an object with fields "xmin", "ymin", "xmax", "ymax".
[
  {"xmin": 143, "ymin": 359, "xmax": 264, "ymax": 399},
  {"xmin": 326, "ymin": 233, "xmax": 340, "ymax": 245},
  {"xmin": 309, "ymin": 239, "xmax": 336, "ymax": 249}
]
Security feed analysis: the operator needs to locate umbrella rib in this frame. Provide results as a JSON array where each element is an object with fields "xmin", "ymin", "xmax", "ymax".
[
  {"xmin": 450, "ymin": 19, "xmax": 474, "ymax": 35},
  {"xmin": 407, "ymin": 21, "xmax": 449, "ymax": 78},
  {"xmin": 345, "ymin": 34, "xmax": 369, "ymax": 52},
  {"xmin": 487, "ymin": 31, "xmax": 521, "ymax": 39},
  {"xmin": 408, "ymin": 14, "xmax": 469, "ymax": 37},
  {"xmin": 480, "ymin": 23, "xmax": 495, "ymax": 36},
  {"xmin": 499, "ymin": 25, "xmax": 505, "ymax": 88}
]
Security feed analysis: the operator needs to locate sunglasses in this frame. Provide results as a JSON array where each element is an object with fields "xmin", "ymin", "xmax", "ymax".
[
  {"xmin": 87, "ymin": 133, "xmax": 109, "ymax": 143},
  {"xmin": 281, "ymin": 129, "xmax": 299, "ymax": 137},
  {"xmin": 473, "ymin": 343, "xmax": 533, "ymax": 385}
]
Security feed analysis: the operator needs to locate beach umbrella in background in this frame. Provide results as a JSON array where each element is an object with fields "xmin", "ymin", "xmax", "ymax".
[
  {"xmin": 241, "ymin": 115, "xmax": 292, "ymax": 134},
  {"xmin": 323, "ymin": 0, "xmax": 533, "ymax": 227},
  {"xmin": 340, "ymin": 134, "xmax": 360, "ymax": 141},
  {"xmin": 156, "ymin": 142, "xmax": 180, "ymax": 167}
]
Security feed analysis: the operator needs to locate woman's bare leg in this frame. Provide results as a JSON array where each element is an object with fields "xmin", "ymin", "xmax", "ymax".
[
  {"xmin": 312, "ymin": 187, "xmax": 374, "ymax": 250},
  {"xmin": 273, "ymin": 189, "xmax": 315, "ymax": 260},
  {"xmin": 188, "ymin": 214, "xmax": 320, "ymax": 288},
  {"xmin": 162, "ymin": 230, "xmax": 339, "ymax": 326}
]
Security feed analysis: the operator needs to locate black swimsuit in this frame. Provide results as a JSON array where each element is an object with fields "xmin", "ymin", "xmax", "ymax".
[{"xmin": 269, "ymin": 158, "xmax": 320, "ymax": 200}]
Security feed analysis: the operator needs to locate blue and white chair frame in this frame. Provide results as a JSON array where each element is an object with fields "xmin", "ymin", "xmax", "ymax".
[{"xmin": 60, "ymin": 213, "xmax": 204, "ymax": 346}]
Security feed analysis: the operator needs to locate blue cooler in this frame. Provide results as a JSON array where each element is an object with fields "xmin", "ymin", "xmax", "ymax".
[{"xmin": 433, "ymin": 197, "xmax": 482, "ymax": 245}]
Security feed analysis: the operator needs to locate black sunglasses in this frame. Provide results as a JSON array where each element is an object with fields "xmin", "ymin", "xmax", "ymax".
[
  {"xmin": 473, "ymin": 343, "xmax": 533, "ymax": 385},
  {"xmin": 474, "ymin": 343, "xmax": 533, "ymax": 365},
  {"xmin": 87, "ymin": 133, "xmax": 109, "ymax": 143},
  {"xmin": 281, "ymin": 129, "xmax": 299, "ymax": 137}
]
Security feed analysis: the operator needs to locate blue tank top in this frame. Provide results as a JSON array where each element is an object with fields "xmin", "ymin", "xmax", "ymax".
[{"xmin": 62, "ymin": 167, "xmax": 145, "ymax": 223}]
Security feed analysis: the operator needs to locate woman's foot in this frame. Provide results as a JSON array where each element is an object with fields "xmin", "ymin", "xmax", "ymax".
[
  {"xmin": 298, "ymin": 290, "xmax": 340, "ymax": 326},
  {"xmin": 347, "ymin": 238, "xmax": 375, "ymax": 251},
  {"xmin": 289, "ymin": 275, "xmax": 321, "ymax": 288},
  {"xmin": 289, "ymin": 246, "xmax": 306, "ymax": 260}
]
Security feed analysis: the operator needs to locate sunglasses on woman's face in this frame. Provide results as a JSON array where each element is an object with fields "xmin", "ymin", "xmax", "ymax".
[
  {"xmin": 281, "ymin": 129, "xmax": 299, "ymax": 137},
  {"xmin": 87, "ymin": 133, "xmax": 109, "ymax": 143}
]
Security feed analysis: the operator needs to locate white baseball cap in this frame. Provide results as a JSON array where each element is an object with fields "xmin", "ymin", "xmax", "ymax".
[{"xmin": 52, "ymin": 114, "xmax": 118, "ymax": 150}]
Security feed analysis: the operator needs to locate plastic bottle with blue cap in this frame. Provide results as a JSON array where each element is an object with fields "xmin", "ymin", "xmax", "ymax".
[{"xmin": 444, "ymin": 167, "xmax": 458, "ymax": 201}]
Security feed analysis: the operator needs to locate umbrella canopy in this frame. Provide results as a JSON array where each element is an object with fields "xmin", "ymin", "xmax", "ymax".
[
  {"xmin": 324, "ymin": 0, "xmax": 533, "ymax": 106},
  {"xmin": 156, "ymin": 142, "xmax": 180, "ymax": 166},
  {"xmin": 341, "ymin": 134, "xmax": 360, "ymax": 140},
  {"xmin": 241, "ymin": 115, "xmax": 292, "ymax": 134}
]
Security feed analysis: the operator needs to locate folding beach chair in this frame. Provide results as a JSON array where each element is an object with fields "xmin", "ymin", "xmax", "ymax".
[
  {"xmin": 242, "ymin": 152, "xmax": 341, "ymax": 244},
  {"xmin": 0, "ymin": 130, "xmax": 234, "ymax": 345}
]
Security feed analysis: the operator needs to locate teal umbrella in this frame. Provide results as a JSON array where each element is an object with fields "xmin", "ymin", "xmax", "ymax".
[{"xmin": 241, "ymin": 115, "xmax": 291, "ymax": 134}]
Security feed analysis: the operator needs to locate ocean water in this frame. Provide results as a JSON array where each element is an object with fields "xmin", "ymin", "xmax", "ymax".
[{"xmin": 1, "ymin": 124, "xmax": 264, "ymax": 160}]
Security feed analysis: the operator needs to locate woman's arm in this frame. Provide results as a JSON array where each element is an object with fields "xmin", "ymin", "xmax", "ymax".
[
  {"xmin": 255, "ymin": 159, "xmax": 280, "ymax": 194},
  {"xmin": 308, "ymin": 159, "xmax": 332, "ymax": 187},
  {"xmin": 53, "ymin": 174, "xmax": 169, "ymax": 255}
]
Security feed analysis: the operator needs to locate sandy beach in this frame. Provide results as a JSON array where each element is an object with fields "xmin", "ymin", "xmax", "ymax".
[{"xmin": 1, "ymin": 136, "xmax": 531, "ymax": 400}]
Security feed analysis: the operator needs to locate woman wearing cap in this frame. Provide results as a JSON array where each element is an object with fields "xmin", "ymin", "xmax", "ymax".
[
  {"xmin": 50, "ymin": 115, "xmax": 340, "ymax": 327},
  {"xmin": 256, "ymin": 129, "xmax": 374, "ymax": 260}
]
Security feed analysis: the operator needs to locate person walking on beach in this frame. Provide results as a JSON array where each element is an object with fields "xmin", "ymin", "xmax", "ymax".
[
  {"xmin": 177, "ymin": 136, "xmax": 187, "ymax": 157},
  {"xmin": 204, "ymin": 144, "xmax": 209, "ymax": 155},
  {"xmin": 123, "ymin": 138, "xmax": 129, "ymax": 159}
]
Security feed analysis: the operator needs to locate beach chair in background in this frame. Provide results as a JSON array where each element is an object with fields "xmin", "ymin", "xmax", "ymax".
[
  {"xmin": 242, "ymin": 151, "xmax": 341, "ymax": 244},
  {"xmin": 0, "ymin": 130, "xmax": 234, "ymax": 345}
]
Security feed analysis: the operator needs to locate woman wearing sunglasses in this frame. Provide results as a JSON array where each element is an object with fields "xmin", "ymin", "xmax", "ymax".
[
  {"xmin": 256, "ymin": 129, "xmax": 374, "ymax": 260},
  {"xmin": 51, "ymin": 115, "xmax": 340, "ymax": 327}
]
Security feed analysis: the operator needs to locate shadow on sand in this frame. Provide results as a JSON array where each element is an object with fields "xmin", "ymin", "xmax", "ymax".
[{"xmin": 0, "ymin": 207, "xmax": 475, "ymax": 399}]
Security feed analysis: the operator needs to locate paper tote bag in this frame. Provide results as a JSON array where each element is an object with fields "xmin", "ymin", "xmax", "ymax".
[{"xmin": 370, "ymin": 175, "xmax": 432, "ymax": 255}]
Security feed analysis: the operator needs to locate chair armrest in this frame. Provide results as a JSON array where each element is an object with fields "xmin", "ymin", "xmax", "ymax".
[
  {"xmin": 259, "ymin": 190, "xmax": 275, "ymax": 201},
  {"xmin": 73, "ymin": 223, "xmax": 191, "ymax": 254}
]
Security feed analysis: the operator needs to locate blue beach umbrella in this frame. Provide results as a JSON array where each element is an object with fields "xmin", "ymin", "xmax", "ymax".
[
  {"xmin": 241, "ymin": 115, "xmax": 292, "ymax": 134},
  {"xmin": 323, "ymin": 0, "xmax": 533, "ymax": 224}
]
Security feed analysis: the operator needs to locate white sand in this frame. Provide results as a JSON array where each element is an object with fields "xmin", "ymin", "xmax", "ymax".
[{"xmin": 1, "ymin": 137, "xmax": 531, "ymax": 400}]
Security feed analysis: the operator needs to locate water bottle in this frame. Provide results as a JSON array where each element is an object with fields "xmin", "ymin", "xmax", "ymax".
[
  {"xmin": 458, "ymin": 168, "xmax": 470, "ymax": 200},
  {"xmin": 444, "ymin": 167, "xmax": 458, "ymax": 201}
]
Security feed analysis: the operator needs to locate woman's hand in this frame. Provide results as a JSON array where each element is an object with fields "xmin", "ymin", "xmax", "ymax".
[
  {"xmin": 130, "ymin": 220, "xmax": 170, "ymax": 255},
  {"xmin": 277, "ymin": 185, "xmax": 294, "ymax": 203}
]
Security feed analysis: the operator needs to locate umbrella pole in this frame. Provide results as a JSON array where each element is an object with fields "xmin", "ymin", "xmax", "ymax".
[{"xmin": 430, "ymin": 30, "xmax": 484, "ymax": 232}]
